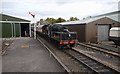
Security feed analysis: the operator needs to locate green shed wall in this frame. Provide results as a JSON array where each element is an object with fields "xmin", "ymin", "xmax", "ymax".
[
  {"xmin": 2, "ymin": 23, "xmax": 12, "ymax": 38},
  {"xmin": 15, "ymin": 23, "xmax": 20, "ymax": 37},
  {"xmin": 0, "ymin": 23, "xmax": 2, "ymax": 38},
  {"xmin": 2, "ymin": 23, "xmax": 20, "ymax": 38}
]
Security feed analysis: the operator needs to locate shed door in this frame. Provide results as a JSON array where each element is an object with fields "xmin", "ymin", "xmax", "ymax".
[{"xmin": 97, "ymin": 25, "xmax": 109, "ymax": 42}]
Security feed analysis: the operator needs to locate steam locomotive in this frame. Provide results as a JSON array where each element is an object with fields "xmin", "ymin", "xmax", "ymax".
[{"xmin": 38, "ymin": 24, "xmax": 77, "ymax": 49}]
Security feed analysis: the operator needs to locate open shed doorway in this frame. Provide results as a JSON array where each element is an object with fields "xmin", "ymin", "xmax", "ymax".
[{"xmin": 21, "ymin": 23, "xmax": 30, "ymax": 37}]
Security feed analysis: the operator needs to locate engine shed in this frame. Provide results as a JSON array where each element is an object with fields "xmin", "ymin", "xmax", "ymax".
[
  {"xmin": 56, "ymin": 11, "xmax": 120, "ymax": 43},
  {"xmin": 0, "ymin": 14, "xmax": 31, "ymax": 38}
]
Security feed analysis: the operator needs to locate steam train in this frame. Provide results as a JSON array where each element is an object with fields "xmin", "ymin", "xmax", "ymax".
[
  {"xmin": 109, "ymin": 27, "xmax": 120, "ymax": 45},
  {"xmin": 37, "ymin": 24, "xmax": 77, "ymax": 49}
]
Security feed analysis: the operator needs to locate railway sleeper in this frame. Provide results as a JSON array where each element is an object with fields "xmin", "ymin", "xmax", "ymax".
[{"xmin": 89, "ymin": 63, "xmax": 97, "ymax": 66}]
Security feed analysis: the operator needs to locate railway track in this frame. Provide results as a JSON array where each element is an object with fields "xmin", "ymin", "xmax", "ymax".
[
  {"xmin": 37, "ymin": 36, "xmax": 71, "ymax": 74},
  {"xmin": 64, "ymin": 48, "xmax": 119, "ymax": 74},
  {"xmin": 86, "ymin": 43, "xmax": 119, "ymax": 54},
  {"xmin": 77, "ymin": 42, "xmax": 120, "ymax": 58},
  {"xmin": 105, "ymin": 44, "xmax": 120, "ymax": 49},
  {"xmin": 37, "ymin": 34, "xmax": 95, "ymax": 74},
  {"xmin": 36, "ymin": 33, "xmax": 119, "ymax": 73}
]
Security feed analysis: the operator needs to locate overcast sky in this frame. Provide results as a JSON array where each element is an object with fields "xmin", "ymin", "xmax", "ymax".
[{"xmin": 1, "ymin": 0, "xmax": 119, "ymax": 22}]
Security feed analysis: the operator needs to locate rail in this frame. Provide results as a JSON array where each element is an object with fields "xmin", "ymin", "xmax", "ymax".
[
  {"xmin": 37, "ymin": 35, "xmax": 72, "ymax": 74},
  {"xmin": 72, "ymin": 48, "xmax": 120, "ymax": 73},
  {"xmin": 2, "ymin": 38, "xmax": 14, "ymax": 55},
  {"xmin": 77, "ymin": 42, "xmax": 120, "ymax": 58}
]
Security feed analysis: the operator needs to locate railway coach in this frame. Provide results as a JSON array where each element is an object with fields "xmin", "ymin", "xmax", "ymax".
[{"xmin": 109, "ymin": 27, "xmax": 120, "ymax": 45}]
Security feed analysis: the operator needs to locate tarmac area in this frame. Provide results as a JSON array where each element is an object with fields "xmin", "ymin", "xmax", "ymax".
[{"xmin": 2, "ymin": 37, "xmax": 65, "ymax": 72}]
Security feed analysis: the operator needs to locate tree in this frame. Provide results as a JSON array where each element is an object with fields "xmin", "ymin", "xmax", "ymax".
[
  {"xmin": 37, "ymin": 17, "xmax": 79, "ymax": 25},
  {"xmin": 44, "ymin": 17, "xmax": 66, "ymax": 24},
  {"xmin": 69, "ymin": 17, "xmax": 79, "ymax": 21},
  {"xmin": 55, "ymin": 17, "xmax": 66, "ymax": 23},
  {"xmin": 39, "ymin": 19, "xmax": 44, "ymax": 25},
  {"xmin": 45, "ymin": 17, "xmax": 56, "ymax": 24}
]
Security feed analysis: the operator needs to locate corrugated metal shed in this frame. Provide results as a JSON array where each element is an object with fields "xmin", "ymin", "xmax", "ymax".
[{"xmin": 0, "ymin": 14, "xmax": 31, "ymax": 38}]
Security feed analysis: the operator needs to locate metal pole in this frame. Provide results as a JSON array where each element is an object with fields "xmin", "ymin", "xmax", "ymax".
[
  {"xmin": 29, "ymin": 23, "xmax": 31, "ymax": 37},
  {"xmin": 29, "ymin": 12, "xmax": 36, "ymax": 39},
  {"xmin": 11, "ymin": 23, "xmax": 13, "ymax": 37},
  {"xmin": 32, "ymin": 17, "xmax": 36, "ymax": 39},
  {"xmin": 34, "ymin": 23, "xmax": 36, "ymax": 39},
  {"xmin": 14, "ymin": 23, "xmax": 16, "ymax": 37},
  {"xmin": 19, "ymin": 23, "xmax": 21, "ymax": 37}
]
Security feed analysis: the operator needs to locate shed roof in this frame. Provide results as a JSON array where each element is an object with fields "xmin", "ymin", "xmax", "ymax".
[
  {"xmin": 0, "ymin": 14, "xmax": 30, "ymax": 22},
  {"xmin": 93, "ymin": 11, "xmax": 120, "ymax": 22},
  {"xmin": 56, "ymin": 16, "xmax": 105, "ymax": 25},
  {"xmin": 56, "ymin": 11, "xmax": 120, "ymax": 25}
]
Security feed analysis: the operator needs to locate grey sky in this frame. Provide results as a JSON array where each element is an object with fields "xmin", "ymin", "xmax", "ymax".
[{"xmin": 1, "ymin": 0, "xmax": 119, "ymax": 22}]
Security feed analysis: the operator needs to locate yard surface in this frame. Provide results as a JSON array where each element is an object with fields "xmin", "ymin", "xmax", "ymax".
[{"xmin": 2, "ymin": 37, "xmax": 64, "ymax": 72}]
